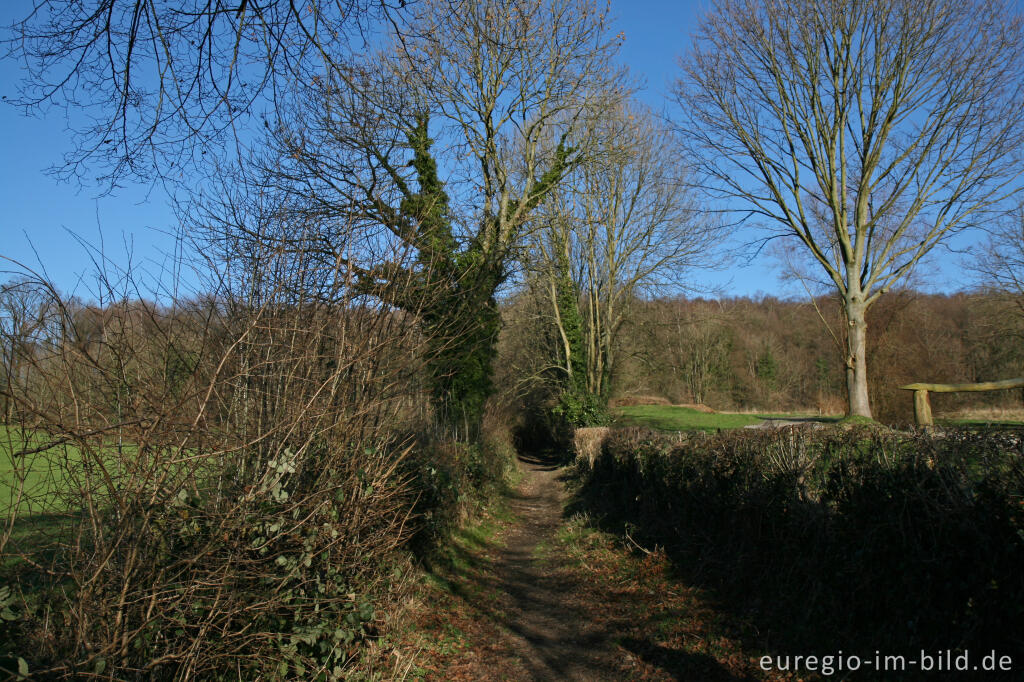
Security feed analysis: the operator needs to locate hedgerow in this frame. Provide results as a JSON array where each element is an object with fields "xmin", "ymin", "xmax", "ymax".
[{"xmin": 571, "ymin": 427, "xmax": 1024, "ymax": 658}]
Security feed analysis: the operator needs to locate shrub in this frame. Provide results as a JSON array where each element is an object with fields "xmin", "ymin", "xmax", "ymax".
[
  {"xmin": 403, "ymin": 427, "xmax": 516, "ymax": 552},
  {"xmin": 572, "ymin": 426, "xmax": 1024, "ymax": 657},
  {"xmin": 0, "ymin": 277, "xmax": 516, "ymax": 680},
  {"xmin": 552, "ymin": 389, "xmax": 612, "ymax": 429},
  {"xmin": 572, "ymin": 427, "xmax": 611, "ymax": 468}
]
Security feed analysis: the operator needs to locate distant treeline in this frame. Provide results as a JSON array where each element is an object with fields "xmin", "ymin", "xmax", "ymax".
[{"xmin": 608, "ymin": 291, "xmax": 1024, "ymax": 422}]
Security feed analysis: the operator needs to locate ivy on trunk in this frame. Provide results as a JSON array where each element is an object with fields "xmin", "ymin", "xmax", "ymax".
[{"xmin": 360, "ymin": 115, "xmax": 572, "ymax": 437}]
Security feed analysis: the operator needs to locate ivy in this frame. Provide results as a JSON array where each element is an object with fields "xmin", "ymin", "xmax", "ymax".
[
  {"xmin": 547, "ymin": 213, "xmax": 609, "ymax": 428},
  {"xmin": 358, "ymin": 116, "xmax": 574, "ymax": 437}
]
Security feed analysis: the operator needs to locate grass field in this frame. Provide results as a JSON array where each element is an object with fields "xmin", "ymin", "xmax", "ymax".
[
  {"xmin": 614, "ymin": 405, "xmax": 845, "ymax": 432},
  {"xmin": 615, "ymin": 405, "xmax": 764, "ymax": 431},
  {"xmin": 1, "ymin": 428, "xmax": 76, "ymax": 567},
  {"xmin": 1, "ymin": 426, "xmax": 159, "ymax": 570},
  {"xmin": 936, "ymin": 408, "xmax": 1024, "ymax": 427},
  {"xmin": 1, "ymin": 427, "xmax": 176, "ymax": 511},
  {"xmin": 617, "ymin": 404, "xmax": 1024, "ymax": 432},
  {"xmin": 0, "ymin": 427, "xmax": 70, "ymax": 510}
]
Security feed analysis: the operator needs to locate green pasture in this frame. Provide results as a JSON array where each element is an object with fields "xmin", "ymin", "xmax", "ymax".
[
  {"xmin": 1, "ymin": 426, "xmax": 203, "ymax": 512},
  {"xmin": 615, "ymin": 405, "xmax": 762, "ymax": 431},
  {"xmin": 937, "ymin": 417, "xmax": 1024, "ymax": 428},
  {"xmin": 1, "ymin": 426, "xmax": 206, "ymax": 575},
  {"xmin": 2, "ymin": 427, "xmax": 83, "ymax": 563},
  {"xmin": 617, "ymin": 405, "xmax": 1024, "ymax": 432},
  {"xmin": 615, "ymin": 405, "xmax": 842, "ymax": 432},
  {"xmin": 0, "ymin": 427, "xmax": 74, "ymax": 510}
]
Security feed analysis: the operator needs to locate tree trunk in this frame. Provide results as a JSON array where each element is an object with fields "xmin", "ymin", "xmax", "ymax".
[{"xmin": 844, "ymin": 300, "xmax": 872, "ymax": 418}]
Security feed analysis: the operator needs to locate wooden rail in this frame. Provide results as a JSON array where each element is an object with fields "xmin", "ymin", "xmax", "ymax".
[{"xmin": 898, "ymin": 377, "xmax": 1024, "ymax": 426}]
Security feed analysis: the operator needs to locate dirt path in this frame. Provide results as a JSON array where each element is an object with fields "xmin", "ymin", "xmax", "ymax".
[
  {"xmin": 486, "ymin": 452, "xmax": 629, "ymax": 680},
  {"xmin": 393, "ymin": 454, "xmax": 776, "ymax": 681}
]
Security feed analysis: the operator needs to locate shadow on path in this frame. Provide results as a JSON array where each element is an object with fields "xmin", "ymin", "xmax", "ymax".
[{"xmin": 417, "ymin": 453, "xmax": 753, "ymax": 681}]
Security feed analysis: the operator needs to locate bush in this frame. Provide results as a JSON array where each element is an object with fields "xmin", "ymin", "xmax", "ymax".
[
  {"xmin": 0, "ymin": 279, "xmax": 516, "ymax": 680},
  {"xmin": 1, "ymin": 434, "xmax": 419, "ymax": 679},
  {"xmin": 404, "ymin": 422, "xmax": 517, "ymax": 552},
  {"xmin": 553, "ymin": 389, "xmax": 611, "ymax": 429},
  {"xmin": 571, "ymin": 426, "xmax": 1024, "ymax": 658}
]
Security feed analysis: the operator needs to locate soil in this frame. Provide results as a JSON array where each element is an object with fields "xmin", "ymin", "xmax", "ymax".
[
  {"xmin": 481, "ymin": 452, "xmax": 631, "ymax": 680},
  {"xmin": 397, "ymin": 453, "xmax": 779, "ymax": 681}
]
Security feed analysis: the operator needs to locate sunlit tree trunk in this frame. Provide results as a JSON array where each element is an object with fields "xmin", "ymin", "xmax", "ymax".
[
  {"xmin": 845, "ymin": 298, "xmax": 872, "ymax": 418},
  {"xmin": 677, "ymin": 0, "xmax": 1024, "ymax": 422}
]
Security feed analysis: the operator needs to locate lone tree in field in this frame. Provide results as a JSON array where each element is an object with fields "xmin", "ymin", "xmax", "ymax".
[{"xmin": 675, "ymin": 0, "xmax": 1024, "ymax": 417}]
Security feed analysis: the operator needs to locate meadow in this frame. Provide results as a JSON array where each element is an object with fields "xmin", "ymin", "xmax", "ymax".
[{"xmin": 614, "ymin": 404, "xmax": 843, "ymax": 432}]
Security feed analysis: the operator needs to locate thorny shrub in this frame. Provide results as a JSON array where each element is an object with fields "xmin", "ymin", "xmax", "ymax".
[{"xmin": 0, "ymin": 269, "xmax": 512, "ymax": 679}]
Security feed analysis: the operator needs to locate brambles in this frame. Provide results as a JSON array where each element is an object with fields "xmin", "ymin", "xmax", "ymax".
[{"xmin": 0, "ymin": 246, "xmax": 515, "ymax": 679}]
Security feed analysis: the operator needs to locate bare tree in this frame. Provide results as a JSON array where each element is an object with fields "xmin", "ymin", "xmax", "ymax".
[
  {"xmin": 664, "ymin": 301, "xmax": 732, "ymax": 406},
  {"xmin": 393, "ymin": 0, "xmax": 623, "ymax": 268},
  {"xmin": 4, "ymin": 0, "xmax": 393, "ymax": 185},
  {"xmin": 240, "ymin": 0, "xmax": 624, "ymax": 434},
  {"xmin": 528, "ymin": 103, "xmax": 717, "ymax": 407},
  {"xmin": 0, "ymin": 277, "xmax": 54, "ymax": 422},
  {"xmin": 973, "ymin": 205, "xmax": 1024, "ymax": 317},
  {"xmin": 675, "ymin": 0, "xmax": 1024, "ymax": 417},
  {"xmin": 968, "ymin": 205, "xmax": 1024, "ymax": 387}
]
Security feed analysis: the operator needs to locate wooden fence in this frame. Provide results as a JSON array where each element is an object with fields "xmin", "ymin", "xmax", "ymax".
[{"xmin": 899, "ymin": 377, "xmax": 1024, "ymax": 426}]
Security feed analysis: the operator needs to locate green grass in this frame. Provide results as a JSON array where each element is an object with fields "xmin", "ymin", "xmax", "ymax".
[
  {"xmin": 757, "ymin": 412, "xmax": 842, "ymax": 421},
  {"xmin": 615, "ymin": 405, "xmax": 764, "ymax": 431},
  {"xmin": 935, "ymin": 419, "xmax": 1024, "ymax": 432},
  {"xmin": 423, "ymin": 497, "xmax": 513, "ymax": 592},
  {"xmin": 0, "ymin": 426, "xmax": 75, "ymax": 511},
  {"xmin": 615, "ymin": 405, "xmax": 845, "ymax": 432},
  {"xmin": 1, "ymin": 427, "xmax": 80, "ymax": 571},
  {"xmin": 1, "ymin": 426, "xmax": 170, "ymax": 573},
  {"xmin": 836, "ymin": 414, "xmax": 878, "ymax": 426},
  {"xmin": 1, "ymin": 426, "xmax": 199, "ymax": 512}
]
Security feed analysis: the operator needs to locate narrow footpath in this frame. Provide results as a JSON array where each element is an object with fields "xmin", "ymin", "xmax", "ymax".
[
  {"xmin": 391, "ymin": 454, "xmax": 787, "ymax": 681},
  {"xmin": 483, "ymin": 452, "xmax": 630, "ymax": 680}
]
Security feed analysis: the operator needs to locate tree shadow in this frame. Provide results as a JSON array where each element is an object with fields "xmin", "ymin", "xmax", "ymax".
[
  {"xmin": 515, "ymin": 449, "xmax": 565, "ymax": 472},
  {"xmin": 419, "ymin": 529, "xmax": 751, "ymax": 681},
  {"xmin": 414, "ymin": 453, "xmax": 755, "ymax": 681},
  {"xmin": 618, "ymin": 638, "xmax": 748, "ymax": 681}
]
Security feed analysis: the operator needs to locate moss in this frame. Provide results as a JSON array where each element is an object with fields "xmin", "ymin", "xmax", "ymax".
[{"xmin": 836, "ymin": 414, "xmax": 880, "ymax": 426}]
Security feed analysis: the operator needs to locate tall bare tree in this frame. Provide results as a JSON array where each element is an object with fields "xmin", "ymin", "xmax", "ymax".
[
  {"xmin": 394, "ymin": 0, "xmax": 623, "ymax": 269},
  {"xmin": 0, "ymin": 277, "xmax": 53, "ymax": 422},
  {"xmin": 969, "ymin": 205, "xmax": 1024, "ymax": 379},
  {"xmin": 973, "ymin": 205, "xmax": 1024, "ymax": 316},
  {"xmin": 675, "ymin": 0, "xmax": 1024, "ymax": 417},
  {"xmin": 528, "ymin": 103, "xmax": 717, "ymax": 415},
  {"xmin": 205, "ymin": 0, "xmax": 623, "ymax": 435}
]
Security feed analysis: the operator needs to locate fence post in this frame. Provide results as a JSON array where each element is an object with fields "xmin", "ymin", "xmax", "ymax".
[
  {"xmin": 913, "ymin": 389, "xmax": 932, "ymax": 427},
  {"xmin": 899, "ymin": 378, "xmax": 1024, "ymax": 427}
]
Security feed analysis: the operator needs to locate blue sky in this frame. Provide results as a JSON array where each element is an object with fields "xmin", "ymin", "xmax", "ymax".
[
  {"xmin": 0, "ymin": 0, "xmax": 978, "ymax": 300},
  {"xmin": 0, "ymin": 0, "xmax": 181, "ymax": 301}
]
